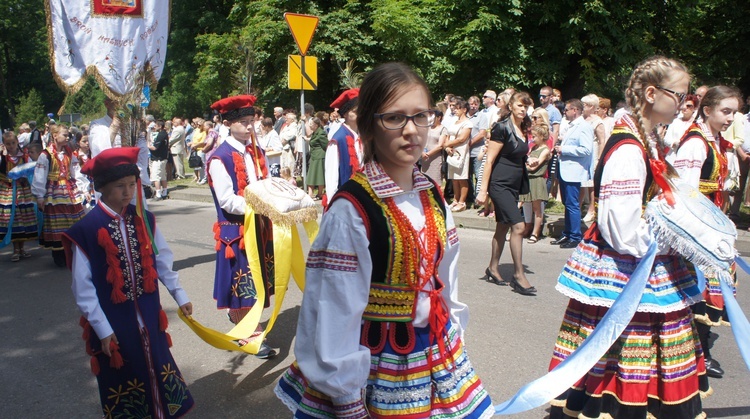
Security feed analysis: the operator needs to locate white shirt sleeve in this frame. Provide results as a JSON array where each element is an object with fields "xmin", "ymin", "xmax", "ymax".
[
  {"xmin": 440, "ymin": 208, "xmax": 469, "ymax": 337},
  {"xmin": 208, "ymin": 158, "xmax": 247, "ymax": 215},
  {"xmin": 31, "ymin": 152, "xmax": 49, "ymax": 199},
  {"xmin": 89, "ymin": 124, "xmax": 112, "ymax": 157},
  {"xmin": 294, "ymin": 198, "xmax": 372, "ymax": 404},
  {"xmin": 71, "ymin": 153, "xmax": 89, "ymax": 195},
  {"xmin": 324, "ymin": 142, "xmax": 340, "ymax": 197},
  {"xmin": 71, "ymin": 244, "xmax": 114, "ymax": 339},
  {"xmin": 597, "ymin": 143, "xmax": 652, "ymax": 258},
  {"xmin": 268, "ymin": 131, "xmax": 283, "ymax": 152},
  {"xmin": 153, "ymin": 226, "xmax": 189, "ymax": 306},
  {"xmin": 671, "ymin": 137, "xmax": 707, "ymax": 189}
]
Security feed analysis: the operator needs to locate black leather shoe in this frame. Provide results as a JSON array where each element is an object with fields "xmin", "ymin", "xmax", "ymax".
[
  {"xmin": 509, "ymin": 277, "xmax": 537, "ymax": 296},
  {"xmin": 705, "ymin": 358, "xmax": 724, "ymax": 378},
  {"xmin": 550, "ymin": 236, "xmax": 569, "ymax": 245},
  {"xmin": 484, "ymin": 268, "xmax": 509, "ymax": 286},
  {"xmin": 559, "ymin": 240, "xmax": 580, "ymax": 249}
]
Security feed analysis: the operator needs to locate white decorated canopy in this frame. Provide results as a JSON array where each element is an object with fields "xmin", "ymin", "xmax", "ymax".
[{"xmin": 45, "ymin": 0, "xmax": 170, "ymax": 98}]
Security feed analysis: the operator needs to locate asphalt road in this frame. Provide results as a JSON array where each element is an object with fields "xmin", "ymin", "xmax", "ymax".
[{"xmin": 1, "ymin": 198, "xmax": 749, "ymax": 418}]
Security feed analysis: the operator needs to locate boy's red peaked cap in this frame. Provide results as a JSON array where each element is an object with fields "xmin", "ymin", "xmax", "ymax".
[
  {"xmin": 211, "ymin": 95, "xmax": 257, "ymax": 121},
  {"xmin": 82, "ymin": 147, "xmax": 139, "ymax": 178},
  {"xmin": 329, "ymin": 88, "xmax": 359, "ymax": 109}
]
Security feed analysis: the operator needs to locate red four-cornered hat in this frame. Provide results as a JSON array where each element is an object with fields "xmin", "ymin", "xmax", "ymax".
[
  {"xmin": 82, "ymin": 147, "xmax": 139, "ymax": 178},
  {"xmin": 330, "ymin": 88, "xmax": 359, "ymax": 110},
  {"xmin": 211, "ymin": 95, "xmax": 257, "ymax": 121}
]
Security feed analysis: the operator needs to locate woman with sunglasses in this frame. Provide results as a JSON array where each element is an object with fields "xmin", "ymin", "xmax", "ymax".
[
  {"xmin": 276, "ymin": 62, "xmax": 493, "ymax": 419},
  {"xmin": 670, "ymin": 85, "xmax": 741, "ymax": 380},
  {"xmin": 664, "ymin": 93, "xmax": 699, "ymax": 156}
]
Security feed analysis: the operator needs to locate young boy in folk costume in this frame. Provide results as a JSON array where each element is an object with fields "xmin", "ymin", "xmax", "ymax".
[
  {"xmin": 207, "ymin": 95, "xmax": 276, "ymax": 359},
  {"xmin": 324, "ymin": 88, "xmax": 362, "ymax": 201},
  {"xmin": 62, "ymin": 147, "xmax": 194, "ymax": 418},
  {"xmin": 31, "ymin": 124, "xmax": 86, "ymax": 267},
  {"xmin": 0, "ymin": 131, "xmax": 38, "ymax": 261},
  {"xmin": 276, "ymin": 63, "xmax": 494, "ymax": 418}
]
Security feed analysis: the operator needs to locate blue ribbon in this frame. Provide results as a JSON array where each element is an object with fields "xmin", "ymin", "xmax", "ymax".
[
  {"xmin": 723, "ymin": 257, "xmax": 750, "ymax": 371},
  {"xmin": 695, "ymin": 266, "xmax": 706, "ymax": 293},
  {"xmin": 493, "ymin": 240, "xmax": 658, "ymax": 415}
]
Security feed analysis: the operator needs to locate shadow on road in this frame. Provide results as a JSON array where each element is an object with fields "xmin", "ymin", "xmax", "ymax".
[{"xmin": 173, "ymin": 253, "xmax": 216, "ymax": 271}]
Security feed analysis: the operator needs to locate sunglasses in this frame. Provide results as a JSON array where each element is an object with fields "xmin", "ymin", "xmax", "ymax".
[
  {"xmin": 539, "ymin": 94, "xmax": 549, "ymax": 99},
  {"xmin": 656, "ymin": 86, "xmax": 687, "ymax": 104}
]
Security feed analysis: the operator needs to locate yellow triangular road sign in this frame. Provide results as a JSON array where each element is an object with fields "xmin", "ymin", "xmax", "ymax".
[{"xmin": 284, "ymin": 13, "xmax": 319, "ymax": 56}]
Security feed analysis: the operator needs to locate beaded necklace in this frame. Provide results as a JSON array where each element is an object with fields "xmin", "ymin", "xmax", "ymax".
[{"xmin": 383, "ymin": 191, "xmax": 440, "ymax": 291}]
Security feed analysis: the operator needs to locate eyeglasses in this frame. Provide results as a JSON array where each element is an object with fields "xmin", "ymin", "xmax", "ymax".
[
  {"xmin": 656, "ymin": 86, "xmax": 687, "ymax": 104},
  {"xmin": 374, "ymin": 110, "xmax": 436, "ymax": 130}
]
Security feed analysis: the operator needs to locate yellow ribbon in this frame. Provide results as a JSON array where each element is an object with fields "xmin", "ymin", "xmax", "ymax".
[{"xmin": 179, "ymin": 205, "xmax": 317, "ymax": 354}]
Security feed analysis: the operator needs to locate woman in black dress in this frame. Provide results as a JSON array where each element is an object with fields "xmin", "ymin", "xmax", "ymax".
[{"xmin": 476, "ymin": 91, "xmax": 536, "ymax": 295}]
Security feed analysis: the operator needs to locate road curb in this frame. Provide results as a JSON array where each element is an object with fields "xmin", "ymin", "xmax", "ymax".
[{"xmin": 167, "ymin": 187, "xmax": 750, "ymax": 242}]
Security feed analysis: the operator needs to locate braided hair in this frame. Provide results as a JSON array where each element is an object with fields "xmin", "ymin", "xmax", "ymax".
[{"xmin": 625, "ymin": 56, "xmax": 689, "ymax": 178}]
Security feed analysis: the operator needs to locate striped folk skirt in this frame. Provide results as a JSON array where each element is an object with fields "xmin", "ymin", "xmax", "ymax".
[
  {"xmin": 40, "ymin": 180, "xmax": 84, "ymax": 250},
  {"xmin": 276, "ymin": 323, "xmax": 494, "ymax": 419},
  {"xmin": 0, "ymin": 179, "xmax": 38, "ymax": 242},
  {"xmin": 549, "ymin": 299, "xmax": 711, "ymax": 419}
]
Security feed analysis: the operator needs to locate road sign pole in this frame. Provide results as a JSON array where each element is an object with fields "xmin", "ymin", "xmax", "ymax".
[{"xmin": 301, "ymin": 87, "xmax": 307, "ymax": 191}]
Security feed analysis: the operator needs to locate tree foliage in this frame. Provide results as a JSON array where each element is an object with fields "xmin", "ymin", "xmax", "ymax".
[
  {"xmin": 14, "ymin": 88, "xmax": 44, "ymax": 129},
  {"xmin": 3, "ymin": 0, "xmax": 748, "ymax": 129}
]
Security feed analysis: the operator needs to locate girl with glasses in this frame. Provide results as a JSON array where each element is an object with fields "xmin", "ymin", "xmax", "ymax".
[
  {"xmin": 549, "ymin": 56, "xmax": 710, "ymax": 418},
  {"xmin": 276, "ymin": 62, "xmax": 493, "ymax": 419}
]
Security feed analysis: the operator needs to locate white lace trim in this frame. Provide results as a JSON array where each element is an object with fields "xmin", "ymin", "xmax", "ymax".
[{"xmin": 274, "ymin": 383, "xmax": 306, "ymax": 415}]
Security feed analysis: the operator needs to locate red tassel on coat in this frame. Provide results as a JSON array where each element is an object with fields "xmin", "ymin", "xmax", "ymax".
[
  {"xmin": 109, "ymin": 342, "xmax": 124, "ymax": 369},
  {"xmin": 225, "ymin": 244, "xmax": 235, "ymax": 259},
  {"xmin": 98, "ymin": 227, "xmax": 127, "ymax": 304},
  {"xmin": 166, "ymin": 332, "xmax": 173, "ymax": 348},
  {"xmin": 90, "ymin": 356, "xmax": 100, "ymax": 376},
  {"xmin": 82, "ymin": 325, "xmax": 90, "ymax": 341},
  {"xmin": 159, "ymin": 309, "xmax": 169, "ymax": 332},
  {"xmin": 213, "ymin": 223, "xmax": 222, "ymax": 251}
]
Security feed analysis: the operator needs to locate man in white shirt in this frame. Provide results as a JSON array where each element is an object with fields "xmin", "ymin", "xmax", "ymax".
[
  {"xmin": 89, "ymin": 98, "xmax": 119, "ymax": 157},
  {"xmin": 168, "ymin": 118, "xmax": 186, "ymax": 179}
]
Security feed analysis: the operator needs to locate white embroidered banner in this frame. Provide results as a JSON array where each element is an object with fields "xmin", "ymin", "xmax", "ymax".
[{"xmin": 46, "ymin": 0, "xmax": 170, "ymax": 98}]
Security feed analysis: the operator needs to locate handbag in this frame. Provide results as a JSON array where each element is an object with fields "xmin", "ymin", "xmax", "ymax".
[
  {"xmin": 188, "ymin": 150, "xmax": 202, "ymax": 168},
  {"xmin": 446, "ymin": 150, "xmax": 464, "ymax": 170}
]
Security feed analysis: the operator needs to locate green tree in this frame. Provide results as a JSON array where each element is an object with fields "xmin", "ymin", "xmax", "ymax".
[
  {"xmin": 0, "ymin": 0, "xmax": 63, "ymax": 128},
  {"xmin": 14, "ymin": 88, "xmax": 44, "ymax": 129}
]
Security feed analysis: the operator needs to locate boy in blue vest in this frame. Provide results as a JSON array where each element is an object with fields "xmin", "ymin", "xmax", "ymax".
[{"xmin": 63, "ymin": 147, "xmax": 194, "ymax": 418}]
